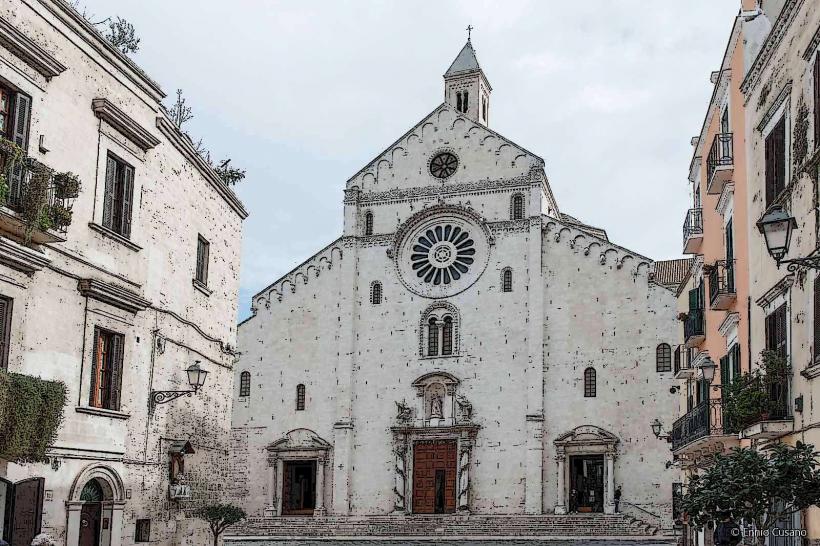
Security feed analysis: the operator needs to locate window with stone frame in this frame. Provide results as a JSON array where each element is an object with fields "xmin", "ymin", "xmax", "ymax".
[
  {"xmin": 583, "ymin": 367, "xmax": 596, "ymax": 398},
  {"xmin": 102, "ymin": 153, "xmax": 135, "ymax": 238},
  {"xmin": 0, "ymin": 294, "xmax": 11, "ymax": 370},
  {"xmin": 195, "ymin": 235, "xmax": 210, "ymax": 286},
  {"xmin": 422, "ymin": 305, "xmax": 459, "ymax": 357},
  {"xmin": 370, "ymin": 281, "xmax": 382, "ymax": 305},
  {"xmin": 89, "ymin": 327, "xmax": 125, "ymax": 411},
  {"xmin": 364, "ymin": 211, "xmax": 374, "ymax": 236},
  {"xmin": 511, "ymin": 194, "xmax": 524, "ymax": 220},
  {"xmin": 296, "ymin": 383, "xmax": 306, "ymax": 411},
  {"xmin": 427, "ymin": 317, "xmax": 439, "ymax": 356},
  {"xmin": 0, "ymin": 80, "xmax": 32, "ymax": 204},
  {"xmin": 656, "ymin": 343, "xmax": 672, "ymax": 372},
  {"xmin": 765, "ymin": 303, "xmax": 788, "ymax": 358},
  {"xmin": 239, "ymin": 370, "xmax": 251, "ymax": 397},
  {"xmin": 814, "ymin": 54, "xmax": 820, "ymax": 149},
  {"xmin": 501, "ymin": 268, "xmax": 513, "ymax": 292},
  {"xmin": 764, "ymin": 117, "xmax": 787, "ymax": 207}
]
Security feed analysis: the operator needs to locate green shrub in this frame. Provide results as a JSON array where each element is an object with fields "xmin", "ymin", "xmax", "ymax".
[{"xmin": 0, "ymin": 370, "xmax": 67, "ymax": 463}]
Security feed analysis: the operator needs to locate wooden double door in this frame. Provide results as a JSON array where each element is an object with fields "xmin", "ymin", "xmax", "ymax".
[{"xmin": 412, "ymin": 440, "xmax": 457, "ymax": 514}]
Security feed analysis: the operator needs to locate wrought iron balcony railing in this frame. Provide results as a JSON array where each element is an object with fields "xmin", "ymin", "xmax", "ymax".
[
  {"xmin": 708, "ymin": 260, "xmax": 736, "ymax": 310},
  {"xmin": 684, "ymin": 308, "xmax": 705, "ymax": 347},
  {"xmin": 682, "ymin": 208, "xmax": 703, "ymax": 254},
  {"xmin": 706, "ymin": 132, "xmax": 733, "ymax": 193},
  {"xmin": 671, "ymin": 398, "xmax": 735, "ymax": 451}
]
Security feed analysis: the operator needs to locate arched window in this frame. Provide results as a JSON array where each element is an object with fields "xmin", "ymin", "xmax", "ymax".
[
  {"xmin": 296, "ymin": 384, "xmax": 306, "ymax": 411},
  {"xmin": 239, "ymin": 371, "xmax": 251, "ymax": 397},
  {"xmin": 584, "ymin": 367, "xmax": 596, "ymax": 398},
  {"xmin": 462, "ymin": 91, "xmax": 469, "ymax": 112},
  {"xmin": 456, "ymin": 92, "xmax": 463, "ymax": 112},
  {"xmin": 656, "ymin": 343, "xmax": 672, "ymax": 372},
  {"xmin": 370, "ymin": 281, "xmax": 382, "ymax": 304},
  {"xmin": 364, "ymin": 211, "xmax": 374, "ymax": 236},
  {"xmin": 511, "ymin": 194, "xmax": 524, "ymax": 220},
  {"xmin": 502, "ymin": 268, "xmax": 513, "ymax": 292},
  {"xmin": 442, "ymin": 316, "xmax": 453, "ymax": 356},
  {"xmin": 427, "ymin": 318, "xmax": 439, "ymax": 356}
]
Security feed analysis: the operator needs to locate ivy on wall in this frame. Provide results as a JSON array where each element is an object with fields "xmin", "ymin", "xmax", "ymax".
[{"xmin": 0, "ymin": 371, "xmax": 67, "ymax": 463}]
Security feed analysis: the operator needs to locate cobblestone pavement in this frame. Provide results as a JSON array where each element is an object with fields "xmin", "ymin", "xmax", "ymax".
[{"xmin": 226, "ymin": 538, "xmax": 674, "ymax": 546}]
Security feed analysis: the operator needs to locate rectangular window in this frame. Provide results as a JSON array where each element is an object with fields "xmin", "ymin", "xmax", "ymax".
[
  {"xmin": 814, "ymin": 54, "xmax": 820, "ymax": 148},
  {"xmin": 765, "ymin": 117, "xmax": 787, "ymax": 207},
  {"xmin": 0, "ymin": 295, "xmax": 12, "ymax": 370},
  {"xmin": 102, "ymin": 153, "xmax": 135, "ymax": 238},
  {"xmin": 135, "ymin": 519, "xmax": 151, "ymax": 542},
  {"xmin": 0, "ymin": 82, "xmax": 31, "ymax": 203},
  {"xmin": 89, "ymin": 327, "xmax": 125, "ymax": 410},
  {"xmin": 765, "ymin": 303, "xmax": 788, "ymax": 359},
  {"xmin": 195, "ymin": 235, "xmax": 210, "ymax": 285},
  {"xmin": 815, "ymin": 278, "xmax": 820, "ymax": 364}
]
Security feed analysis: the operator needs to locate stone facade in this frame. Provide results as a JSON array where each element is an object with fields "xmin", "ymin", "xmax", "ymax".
[
  {"xmin": 0, "ymin": 1, "xmax": 246, "ymax": 545},
  {"xmin": 231, "ymin": 40, "xmax": 678, "ymax": 529}
]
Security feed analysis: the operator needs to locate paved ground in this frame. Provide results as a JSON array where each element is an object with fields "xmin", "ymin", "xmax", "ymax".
[{"xmin": 226, "ymin": 537, "xmax": 671, "ymax": 546}]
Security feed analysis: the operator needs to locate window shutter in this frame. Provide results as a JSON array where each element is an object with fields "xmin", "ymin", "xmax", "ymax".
[
  {"xmin": 109, "ymin": 334, "xmax": 123, "ymax": 411},
  {"xmin": 102, "ymin": 157, "xmax": 116, "ymax": 229},
  {"xmin": 0, "ymin": 296, "xmax": 10, "ymax": 369},
  {"xmin": 814, "ymin": 55, "xmax": 820, "ymax": 148},
  {"xmin": 719, "ymin": 355, "xmax": 729, "ymax": 387},
  {"xmin": 688, "ymin": 287, "xmax": 698, "ymax": 311},
  {"xmin": 815, "ymin": 278, "xmax": 820, "ymax": 363},
  {"xmin": 121, "ymin": 165, "xmax": 134, "ymax": 238},
  {"xmin": 89, "ymin": 329, "xmax": 101, "ymax": 406},
  {"xmin": 777, "ymin": 304, "xmax": 787, "ymax": 358},
  {"xmin": 195, "ymin": 238, "xmax": 204, "ymax": 282},
  {"xmin": 731, "ymin": 344, "xmax": 741, "ymax": 377},
  {"xmin": 8, "ymin": 93, "xmax": 31, "ymax": 192}
]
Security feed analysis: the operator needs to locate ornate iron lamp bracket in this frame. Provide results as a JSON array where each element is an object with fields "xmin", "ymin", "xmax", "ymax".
[
  {"xmin": 779, "ymin": 253, "xmax": 820, "ymax": 272},
  {"xmin": 150, "ymin": 389, "xmax": 195, "ymax": 410}
]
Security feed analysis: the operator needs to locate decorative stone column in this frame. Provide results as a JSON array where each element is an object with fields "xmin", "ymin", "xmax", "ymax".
[
  {"xmin": 265, "ymin": 453, "xmax": 277, "ymax": 517},
  {"xmin": 314, "ymin": 457, "xmax": 326, "ymax": 516},
  {"xmin": 457, "ymin": 440, "xmax": 473, "ymax": 513},
  {"xmin": 109, "ymin": 501, "xmax": 125, "ymax": 546},
  {"xmin": 65, "ymin": 502, "xmax": 83, "ymax": 544},
  {"xmin": 554, "ymin": 448, "xmax": 567, "ymax": 514},
  {"xmin": 274, "ymin": 458, "xmax": 284, "ymax": 516},
  {"xmin": 392, "ymin": 441, "xmax": 408, "ymax": 514},
  {"xmin": 604, "ymin": 451, "xmax": 616, "ymax": 514}
]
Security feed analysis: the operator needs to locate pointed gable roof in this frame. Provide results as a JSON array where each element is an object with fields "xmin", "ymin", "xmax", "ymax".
[{"xmin": 444, "ymin": 40, "xmax": 482, "ymax": 77}]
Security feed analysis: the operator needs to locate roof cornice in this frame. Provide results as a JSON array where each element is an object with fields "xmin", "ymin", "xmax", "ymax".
[
  {"xmin": 92, "ymin": 98, "xmax": 160, "ymax": 151},
  {"xmin": 0, "ymin": 15, "xmax": 66, "ymax": 79}
]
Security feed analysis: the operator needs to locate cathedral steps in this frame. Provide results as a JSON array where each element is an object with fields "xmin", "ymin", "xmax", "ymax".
[{"xmin": 227, "ymin": 513, "xmax": 667, "ymax": 539}]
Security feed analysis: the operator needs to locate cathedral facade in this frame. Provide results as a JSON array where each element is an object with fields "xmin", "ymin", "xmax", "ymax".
[{"xmin": 230, "ymin": 40, "xmax": 678, "ymax": 525}]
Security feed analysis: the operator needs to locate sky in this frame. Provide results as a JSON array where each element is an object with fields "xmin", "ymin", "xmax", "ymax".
[{"xmin": 79, "ymin": 0, "xmax": 741, "ymax": 322}]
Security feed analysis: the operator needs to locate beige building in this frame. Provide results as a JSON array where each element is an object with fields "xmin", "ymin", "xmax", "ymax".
[
  {"xmin": 0, "ymin": 1, "xmax": 247, "ymax": 545},
  {"xmin": 229, "ymin": 39, "xmax": 680, "ymax": 538}
]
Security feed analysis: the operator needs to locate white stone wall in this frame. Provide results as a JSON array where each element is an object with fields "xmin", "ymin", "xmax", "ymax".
[{"xmin": 0, "ymin": 1, "xmax": 245, "ymax": 545}]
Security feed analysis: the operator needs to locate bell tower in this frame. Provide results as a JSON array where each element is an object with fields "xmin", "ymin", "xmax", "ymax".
[{"xmin": 443, "ymin": 30, "xmax": 491, "ymax": 127}]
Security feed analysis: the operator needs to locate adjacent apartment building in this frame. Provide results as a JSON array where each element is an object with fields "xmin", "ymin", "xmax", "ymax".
[
  {"xmin": 675, "ymin": 1, "xmax": 820, "ymax": 545},
  {"xmin": 0, "ymin": 1, "xmax": 247, "ymax": 545}
]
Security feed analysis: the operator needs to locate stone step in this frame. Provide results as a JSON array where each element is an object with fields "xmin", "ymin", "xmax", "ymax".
[{"xmin": 228, "ymin": 513, "xmax": 662, "ymax": 538}]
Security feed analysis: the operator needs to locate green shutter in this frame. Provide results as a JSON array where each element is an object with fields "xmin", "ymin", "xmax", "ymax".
[
  {"xmin": 102, "ymin": 157, "xmax": 116, "ymax": 229},
  {"xmin": 720, "ymin": 355, "xmax": 729, "ymax": 387},
  {"xmin": 121, "ymin": 165, "xmax": 134, "ymax": 238}
]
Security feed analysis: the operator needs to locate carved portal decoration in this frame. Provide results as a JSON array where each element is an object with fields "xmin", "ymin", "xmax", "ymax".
[
  {"xmin": 553, "ymin": 425, "xmax": 620, "ymax": 516},
  {"xmin": 265, "ymin": 429, "xmax": 332, "ymax": 517},
  {"xmin": 394, "ymin": 205, "xmax": 492, "ymax": 299}
]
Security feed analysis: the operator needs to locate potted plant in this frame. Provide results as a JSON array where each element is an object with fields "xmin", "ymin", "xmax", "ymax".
[
  {"xmin": 49, "ymin": 203, "xmax": 73, "ymax": 231},
  {"xmin": 53, "ymin": 171, "xmax": 81, "ymax": 199}
]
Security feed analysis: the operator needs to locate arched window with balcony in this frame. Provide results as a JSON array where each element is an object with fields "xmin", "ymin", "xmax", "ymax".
[
  {"xmin": 296, "ymin": 384, "xmax": 306, "ymax": 411},
  {"xmin": 656, "ymin": 343, "xmax": 672, "ymax": 372},
  {"xmin": 239, "ymin": 371, "xmax": 250, "ymax": 397},
  {"xmin": 511, "ymin": 194, "xmax": 524, "ymax": 220},
  {"xmin": 584, "ymin": 367, "xmax": 596, "ymax": 398}
]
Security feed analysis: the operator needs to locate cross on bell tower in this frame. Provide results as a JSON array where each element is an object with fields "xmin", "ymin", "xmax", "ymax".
[{"xmin": 443, "ymin": 30, "xmax": 492, "ymax": 127}]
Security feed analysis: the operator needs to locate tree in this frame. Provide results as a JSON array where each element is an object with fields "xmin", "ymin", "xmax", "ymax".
[
  {"xmin": 682, "ymin": 442, "xmax": 820, "ymax": 545},
  {"xmin": 195, "ymin": 503, "xmax": 246, "ymax": 546},
  {"xmin": 104, "ymin": 17, "xmax": 140, "ymax": 55}
]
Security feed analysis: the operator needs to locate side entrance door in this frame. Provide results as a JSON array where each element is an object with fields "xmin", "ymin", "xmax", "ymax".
[
  {"xmin": 412, "ymin": 440, "xmax": 457, "ymax": 514},
  {"xmin": 570, "ymin": 455, "xmax": 604, "ymax": 513},
  {"xmin": 282, "ymin": 460, "xmax": 316, "ymax": 515},
  {"xmin": 79, "ymin": 502, "xmax": 102, "ymax": 546},
  {"xmin": 1, "ymin": 477, "xmax": 44, "ymax": 546}
]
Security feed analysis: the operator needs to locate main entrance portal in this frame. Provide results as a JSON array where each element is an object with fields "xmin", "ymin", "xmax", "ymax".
[
  {"xmin": 282, "ymin": 460, "xmax": 317, "ymax": 515},
  {"xmin": 570, "ymin": 455, "xmax": 604, "ymax": 513},
  {"xmin": 412, "ymin": 440, "xmax": 457, "ymax": 514}
]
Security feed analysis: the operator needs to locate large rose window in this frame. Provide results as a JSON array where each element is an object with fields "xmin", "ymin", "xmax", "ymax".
[
  {"xmin": 410, "ymin": 225, "xmax": 475, "ymax": 285},
  {"xmin": 395, "ymin": 209, "xmax": 490, "ymax": 298}
]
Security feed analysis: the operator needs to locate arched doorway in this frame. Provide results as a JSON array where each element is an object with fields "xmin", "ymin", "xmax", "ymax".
[{"xmin": 66, "ymin": 465, "xmax": 125, "ymax": 546}]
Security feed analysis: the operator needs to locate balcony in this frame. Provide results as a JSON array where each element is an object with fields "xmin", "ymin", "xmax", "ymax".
[
  {"xmin": 671, "ymin": 398, "xmax": 739, "ymax": 453},
  {"xmin": 682, "ymin": 208, "xmax": 703, "ymax": 254},
  {"xmin": 707, "ymin": 260, "xmax": 736, "ymax": 310},
  {"xmin": 736, "ymin": 377, "xmax": 793, "ymax": 440},
  {"xmin": 0, "ymin": 155, "xmax": 77, "ymax": 245},
  {"xmin": 684, "ymin": 309, "xmax": 705, "ymax": 348},
  {"xmin": 706, "ymin": 132, "xmax": 733, "ymax": 195},
  {"xmin": 674, "ymin": 346, "xmax": 694, "ymax": 379}
]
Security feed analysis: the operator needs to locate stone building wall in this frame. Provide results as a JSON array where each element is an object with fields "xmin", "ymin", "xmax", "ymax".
[{"xmin": 0, "ymin": 1, "xmax": 246, "ymax": 545}]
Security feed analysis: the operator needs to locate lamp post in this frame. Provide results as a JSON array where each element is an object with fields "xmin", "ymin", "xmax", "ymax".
[
  {"xmin": 150, "ymin": 361, "xmax": 209, "ymax": 410},
  {"xmin": 698, "ymin": 356, "xmax": 716, "ymax": 383},
  {"xmin": 757, "ymin": 205, "xmax": 820, "ymax": 271},
  {"xmin": 651, "ymin": 418, "xmax": 670, "ymax": 442}
]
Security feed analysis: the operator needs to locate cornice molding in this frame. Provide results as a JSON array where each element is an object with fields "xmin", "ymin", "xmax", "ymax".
[
  {"xmin": 155, "ymin": 116, "xmax": 248, "ymax": 219},
  {"xmin": 718, "ymin": 312, "xmax": 740, "ymax": 338},
  {"xmin": 356, "ymin": 176, "xmax": 531, "ymax": 205},
  {"xmin": 756, "ymin": 82, "xmax": 792, "ymax": 132},
  {"xmin": 92, "ymin": 98, "xmax": 159, "ymax": 151},
  {"xmin": 755, "ymin": 275, "xmax": 794, "ymax": 308},
  {"xmin": 0, "ymin": 16, "xmax": 66, "ymax": 79},
  {"xmin": 0, "ymin": 235, "xmax": 51, "ymax": 273},
  {"xmin": 716, "ymin": 182, "xmax": 735, "ymax": 217},
  {"xmin": 741, "ymin": 0, "xmax": 805, "ymax": 97},
  {"xmin": 77, "ymin": 278, "xmax": 151, "ymax": 314}
]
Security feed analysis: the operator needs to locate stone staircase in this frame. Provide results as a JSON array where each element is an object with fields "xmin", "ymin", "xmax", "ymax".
[{"xmin": 227, "ymin": 513, "xmax": 669, "ymax": 539}]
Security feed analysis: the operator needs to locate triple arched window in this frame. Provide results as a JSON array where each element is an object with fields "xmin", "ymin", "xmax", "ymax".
[
  {"xmin": 583, "ymin": 367, "xmax": 596, "ymax": 398},
  {"xmin": 239, "ymin": 371, "xmax": 250, "ymax": 397},
  {"xmin": 364, "ymin": 211, "xmax": 374, "ymax": 236},
  {"xmin": 370, "ymin": 281, "xmax": 382, "ymax": 304},
  {"xmin": 511, "ymin": 194, "xmax": 524, "ymax": 220},
  {"xmin": 656, "ymin": 343, "xmax": 672, "ymax": 372},
  {"xmin": 422, "ymin": 304, "xmax": 459, "ymax": 357},
  {"xmin": 296, "ymin": 384, "xmax": 306, "ymax": 411},
  {"xmin": 501, "ymin": 268, "xmax": 513, "ymax": 292}
]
